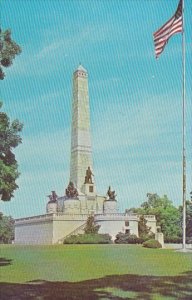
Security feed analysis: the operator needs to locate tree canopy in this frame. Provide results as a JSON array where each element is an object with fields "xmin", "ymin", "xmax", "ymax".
[
  {"xmin": 84, "ymin": 215, "xmax": 100, "ymax": 234},
  {"xmin": 131, "ymin": 193, "xmax": 182, "ymax": 240},
  {"xmin": 186, "ymin": 202, "xmax": 192, "ymax": 238},
  {"xmin": 0, "ymin": 213, "xmax": 14, "ymax": 243},
  {"xmin": 0, "ymin": 102, "xmax": 23, "ymax": 200},
  {"xmin": 0, "ymin": 28, "xmax": 21, "ymax": 80},
  {"xmin": 138, "ymin": 215, "xmax": 151, "ymax": 238},
  {"xmin": 179, "ymin": 201, "xmax": 192, "ymax": 239}
]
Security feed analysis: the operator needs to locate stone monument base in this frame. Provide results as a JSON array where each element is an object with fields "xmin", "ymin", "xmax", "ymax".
[{"xmin": 155, "ymin": 232, "xmax": 164, "ymax": 248}]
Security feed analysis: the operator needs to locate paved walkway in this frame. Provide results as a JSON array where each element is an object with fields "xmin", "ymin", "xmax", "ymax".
[{"xmin": 165, "ymin": 243, "xmax": 192, "ymax": 252}]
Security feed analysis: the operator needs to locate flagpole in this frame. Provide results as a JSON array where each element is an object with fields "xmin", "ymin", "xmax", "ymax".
[{"xmin": 182, "ymin": 0, "xmax": 186, "ymax": 250}]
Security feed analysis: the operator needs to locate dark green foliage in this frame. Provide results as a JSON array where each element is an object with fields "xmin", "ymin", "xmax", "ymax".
[
  {"xmin": 138, "ymin": 215, "xmax": 151, "ymax": 237},
  {"xmin": 139, "ymin": 233, "xmax": 155, "ymax": 243},
  {"xmin": 114, "ymin": 233, "xmax": 144, "ymax": 244},
  {"xmin": 179, "ymin": 201, "xmax": 192, "ymax": 239},
  {"xmin": 164, "ymin": 236, "xmax": 182, "ymax": 243},
  {"xmin": 0, "ymin": 29, "xmax": 22, "ymax": 199},
  {"xmin": 0, "ymin": 28, "xmax": 21, "ymax": 79},
  {"xmin": 64, "ymin": 216, "xmax": 110, "ymax": 244},
  {"xmin": 63, "ymin": 233, "xmax": 112, "ymax": 244},
  {"xmin": 143, "ymin": 239, "xmax": 162, "ymax": 249},
  {"xmin": 84, "ymin": 215, "xmax": 100, "ymax": 234},
  {"xmin": 186, "ymin": 201, "xmax": 192, "ymax": 238},
  {"xmin": 187, "ymin": 237, "xmax": 192, "ymax": 244},
  {"xmin": 0, "ymin": 213, "xmax": 14, "ymax": 243},
  {"xmin": 133, "ymin": 194, "xmax": 182, "ymax": 241},
  {"xmin": 0, "ymin": 102, "xmax": 23, "ymax": 200}
]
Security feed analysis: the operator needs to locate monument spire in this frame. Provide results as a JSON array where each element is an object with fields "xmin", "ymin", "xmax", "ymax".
[{"xmin": 69, "ymin": 64, "xmax": 94, "ymax": 192}]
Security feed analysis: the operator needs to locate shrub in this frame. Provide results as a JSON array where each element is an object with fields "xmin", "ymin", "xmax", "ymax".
[
  {"xmin": 138, "ymin": 215, "xmax": 151, "ymax": 237},
  {"xmin": 139, "ymin": 233, "xmax": 155, "ymax": 243},
  {"xmin": 114, "ymin": 231, "xmax": 156, "ymax": 244},
  {"xmin": 115, "ymin": 233, "xmax": 141, "ymax": 244},
  {"xmin": 143, "ymin": 239, "xmax": 162, "ymax": 249},
  {"xmin": 64, "ymin": 233, "xmax": 112, "ymax": 244},
  {"xmin": 84, "ymin": 216, "xmax": 100, "ymax": 234},
  {"xmin": 164, "ymin": 237, "xmax": 192, "ymax": 244},
  {"xmin": 187, "ymin": 237, "xmax": 192, "ymax": 244},
  {"xmin": 164, "ymin": 236, "xmax": 182, "ymax": 243}
]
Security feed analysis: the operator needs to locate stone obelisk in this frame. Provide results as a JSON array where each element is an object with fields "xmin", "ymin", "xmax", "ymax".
[{"xmin": 69, "ymin": 64, "xmax": 94, "ymax": 193}]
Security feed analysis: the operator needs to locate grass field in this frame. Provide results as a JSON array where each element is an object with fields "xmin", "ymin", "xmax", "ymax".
[{"xmin": 0, "ymin": 244, "xmax": 192, "ymax": 299}]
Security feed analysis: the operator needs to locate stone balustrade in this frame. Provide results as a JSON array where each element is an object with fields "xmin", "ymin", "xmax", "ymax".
[
  {"xmin": 95, "ymin": 213, "xmax": 138, "ymax": 221},
  {"xmin": 15, "ymin": 213, "xmax": 54, "ymax": 225},
  {"xmin": 15, "ymin": 212, "xmax": 155, "ymax": 227}
]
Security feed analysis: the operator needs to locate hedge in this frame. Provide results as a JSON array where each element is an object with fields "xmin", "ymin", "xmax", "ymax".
[
  {"xmin": 143, "ymin": 239, "xmax": 162, "ymax": 249},
  {"xmin": 63, "ymin": 233, "xmax": 112, "ymax": 244},
  {"xmin": 114, "ymin": 233, "xmax": 155, "ymax": 244}
]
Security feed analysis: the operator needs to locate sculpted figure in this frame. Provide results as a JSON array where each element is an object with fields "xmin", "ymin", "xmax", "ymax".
[
  {"xmin": 107, "ymin": 186, "xmax": 116, "ymax": 200},
  {"xmin": 65, "ymin": 181, "xmax": 78, "ymax": 198},
  {"xmin": 47, "ymin": 191, "xmax": 57, "ymax": 202},
  {"xmin": 84, "ymin": 166, "xmax": 94, "ymax": 184},
  {"xmin": 51, "ymin": 191, "xmax": 58, "ymax": 202}
]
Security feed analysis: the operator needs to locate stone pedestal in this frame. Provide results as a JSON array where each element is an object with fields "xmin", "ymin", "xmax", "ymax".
[
  {"xmin": 57, "ymin": 197, "xmax": 65, "ymax": 212},
  {"xmin": 104, "ymin": 200, "xmax": 118, "ymax": 214},
  {"xmin": 63, "ymin": 198, "xmax": 81, "ymax": 214},
  {"xmin": 81, "ymin": 183, "xmax": 96, "ymax": 197},
  {"xmin": 155, "ymin": 232, "xmax": 164, "ymax": 248},
  {"xmin": 46, "ymin": 202, "xmax": 57, "ymax": 213}
]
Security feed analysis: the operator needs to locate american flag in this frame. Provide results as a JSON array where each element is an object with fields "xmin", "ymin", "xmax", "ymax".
[{"xmin": 153, "ymin": 0, "xmax": 183, "ymax": 59}]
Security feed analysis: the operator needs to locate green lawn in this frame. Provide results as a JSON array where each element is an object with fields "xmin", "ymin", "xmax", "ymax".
[{"xmin": 0, "ymin": 244, "xmax": 192, "ymax": 299}]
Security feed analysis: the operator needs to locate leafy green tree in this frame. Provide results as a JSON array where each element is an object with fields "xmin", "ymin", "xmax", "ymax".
[
  {"xmin": 189, "ymin": 192, "xmax": 192, "ymax": 239},
  {"xmin": 138, "ymin": 215, "xmax": 151, "ymax": 238},
  {"xmin": 186, "ymin": 202, "xmax": 192, "ymax": 238},
  {"xmin": 179, "ymin": 200, "xmax": 192, "ymax": 239},
  {"xmin": 0, "ymin": 213, "xmax": 14, "ymax": 243},
  {"xmin": 0, "ymin": 28, "xmax": 21, "ymax": 79},
  {"xmin": 133, "ymin": 194, "xmax": 182, "ymax": 240},
  {"xmin": 84, "ymin": 215, "xmax": 100, "ymax": 234},
  {"xmin": 0, "ymin": 102, "xmax": 23, "ymax": 200}
]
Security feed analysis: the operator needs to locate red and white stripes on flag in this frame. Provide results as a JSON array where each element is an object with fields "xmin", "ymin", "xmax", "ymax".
[{"xmin": 153, "ymin": 0, "xmax": 183, "ymax": 58}]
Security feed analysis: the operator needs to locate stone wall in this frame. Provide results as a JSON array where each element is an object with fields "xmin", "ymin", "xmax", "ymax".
[
  {"xmin": 52, "ymin": 214, "xmax": 88, "ymax": 243},
  {"xmin": 144, "ymin": 215, "xmax": 157, "ymax": 233},
  {"xmin": 15, "ymin": 214, "xmax": 54, "ymax": 244},
  {"xmin": 14, "ymin": 213, "xmax": 152, "ymax": 244},
  {"xmin": 14, "ymin": 213, "xmax": 88, "ymax": 244},
  {"xmin": 95, "ymin": 214, "xmax": 139, "ymax": 240}
]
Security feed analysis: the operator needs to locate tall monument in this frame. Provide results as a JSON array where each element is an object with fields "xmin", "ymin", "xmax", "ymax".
[
  {"xmin": 14, "ymin": 65, "xmax": 157, "ymax": 245},
  {"xmin": 69, "ymin": 64, "xmax": 94, "ymax": 192}
]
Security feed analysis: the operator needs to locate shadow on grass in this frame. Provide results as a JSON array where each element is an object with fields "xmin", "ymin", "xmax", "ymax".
[
  {"xmin": 0, "ymin": 271, "xmax": 192, "ymax": 299},
  {"xmin": 0, "ymin": 258, "xmax": 12, "ymax": 267}
]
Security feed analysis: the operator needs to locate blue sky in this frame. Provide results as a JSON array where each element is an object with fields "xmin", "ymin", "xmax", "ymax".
[{"xmin": 1, "ymin": 0, "xmax": 192, "ymax": 218}]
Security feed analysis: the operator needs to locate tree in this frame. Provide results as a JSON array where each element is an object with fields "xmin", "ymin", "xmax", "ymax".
[
  {"xmin": 0, "ymin": 28, "xmax": 21, "ymax": 80},
  {"xmin": 84, "ymin": 215, "xmax": 100, "ymax": 234},
  {"xmin": 0, "ymin": 213, "xmax": 14, "ymax": 243},
  {"xmin": 186, "ymin": 201, "xmax": 192, "ymax": 238},
  {"xmin": 0, "ymin": 102, "xmax": 23, "ymax": 200},
  {"xmin": 179, "ymin": 200, "xmax": 192, "ymax": 239},
  {"xmin": 138, "ymin": 215, "xmax": 151, "ymax": 238},
  {"xmin": 133, "ymin": 194, "xmax": 182, "ymax": 240}
]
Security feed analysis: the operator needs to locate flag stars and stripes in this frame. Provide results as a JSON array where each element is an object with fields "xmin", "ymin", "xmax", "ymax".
[{"xmin": 153, "ymin": 0, "xmax": 183, "ymax": 58}]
